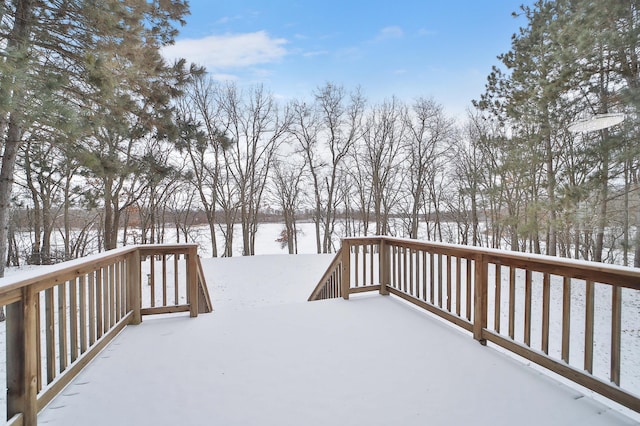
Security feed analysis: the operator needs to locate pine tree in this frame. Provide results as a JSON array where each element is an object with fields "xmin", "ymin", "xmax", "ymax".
[{"xmin": 0, "ymin": 0, "xmax": 193, "ymax": 264}]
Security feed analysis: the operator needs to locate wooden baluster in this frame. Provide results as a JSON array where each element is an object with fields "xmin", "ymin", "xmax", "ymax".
[
  {"xmin": 393, "ymin": 245, "xmax": 398, "ymax": 289},
  {"xmin": 58, "ymin": 282, "xmax": 68, "ymax": 373},
  {"xmin": 466, "ymin": 258, "xmax": 472, "ymax": 321},
  {"xmin": 88, "ymin": 272, "xmax": 96, "ymax": 345},
  {"xmin": 115, "ymin": 262, "xmax": 121, "ymax": 322},
  {"xmin": 150, "ymin": 255, "xmax": 156, "ymax": 308},
  {"xmin": 408, "ymin": 248, "xmax": 413, "ymax": 295},
  {"xmin": 584, "ymin": 280, "xmax": 594, "ymax": 373},
  {"xmin": 437, "ymin": 253, "xmax": 443, "ymax": 308},
  {"xmin": 541, "ymin": 273, "xmax": 551, "ymax": 354},
  {"xmin": 363, "ymin": 244, "xmax": 368, "ymax": 287},
  {"xmin": 455, "ymin": 257, "xmax": 461, "ymax": 316},
  {"xmin": 120, "ymin": 260, "xmax": 127, "ymax": 318},
  {"xmin": 416, "ymin": 249, "xmax": 421, "ymax": 297},
  {"xmin": 508, "ymin": 267, "xmax": 516, "ymax": 339},
  {"xmin": 69, "ymin": 278, "xmax": 78, "ymax": 363},
  {"xmin": 79, "ymin": 274, "xmax": 87, "ymax": 354},
  {"xmin": 370, "ymin": 243, "xmax": 374, "ymax": 286},
  {"xmin": 422, "ymin": 251, "xmax": 427, "ymax": 302},
  {"xmin": 611, "ymin": 285, "xmax": 621, "ymax": 385},
  {"xmin": 174, "ymin": 254, "xmax": 180, "ymax": 305},
  {"xmin": 162, "ymin": 254, "xmax": 168, "ymax": 307},
  {"xmin": 96, "ymin": 268, "xmax": 103, "ymax": 339},
  {"xmin": 494, "ymin": 263, "xmax": 501, "ymax": 333},
  {"xmin": 45, "ymin": 287, "xmax": 56, "ymax": 384},
  {"xmin": 354, "ymin": 244, "xmax": 359, "ymax": 288},
  {"xmin": 109, "ymin": 263, "xmax": 115, "ymax": 328},
  {"xmin": 524, "ymin": 270, "xmax": 532, "ymax": 347},
  {"xmin": 402, "ymin": 247, "xmax": 408, "ymax": 293},
  {"xmin": 430, "ymin": 252, "xmax": 435, "ymax": 305},
  {"xmin": 446, "ymin": 255, "xmax": 452, "ymax": 311},
  {"xmin": 561, "ymin": 276, "xmax": 571, "ymax": 363}
]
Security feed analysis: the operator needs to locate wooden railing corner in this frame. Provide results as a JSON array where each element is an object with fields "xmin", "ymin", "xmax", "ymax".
[
  {"xmin": 1, "ymin": 243, "xmax": 215, "ymax": 426},
  {"xmin": 379, "ymin": 239, "xmax": 390, "ymax": 295},
  {"xmin": 186, "ymin": 246, "xmax": 199, "ymax": 318},
  {"xmin": 313, "ymin": 236, "xmax": 640, "ymax": 414},
  {"xmin": 127, "ymin": 249, "xmax": 142, "ymax": 325},
  {"xmin": 6, "ymin": 286, "xmax": 38, "ymax": 426}
]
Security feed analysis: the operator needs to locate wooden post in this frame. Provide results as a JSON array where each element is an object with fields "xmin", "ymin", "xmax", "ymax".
[
  {"xmin": 473, "ymin": 254, "xmax": 488, "ymax": 345},
  {"xmin": 341, "ymin": 241, "xmax": 350, "ymax": 300},
  {"xmin": 7, "ymin": 286, "xmax": 38, "ymax": 426},
  {"xmin": 379, "ymin": 239, "xmax": 389, "ymax": 295},
  {"xmin": 187, "ymin": 246, "xmax": 198, "ymax": 317},
  {"xmin": 127, "ymin": 250, "xmax": 142, "ymax": 325}
]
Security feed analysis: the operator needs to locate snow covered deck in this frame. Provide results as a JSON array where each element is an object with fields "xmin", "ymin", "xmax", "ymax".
[{"xmin": 38, "ymin": 254, "xmax": 638, "ymax": 425}]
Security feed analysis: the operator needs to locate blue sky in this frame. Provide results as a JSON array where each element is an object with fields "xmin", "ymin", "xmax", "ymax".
[{"xmin": 164, "ymin": 1, "xmax": 533, "ymax": 120}]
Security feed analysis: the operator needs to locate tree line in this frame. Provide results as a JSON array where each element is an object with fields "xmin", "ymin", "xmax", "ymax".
[{"xmin": 1, "ymin": 0, "xmax": 639, "ymax": 272}]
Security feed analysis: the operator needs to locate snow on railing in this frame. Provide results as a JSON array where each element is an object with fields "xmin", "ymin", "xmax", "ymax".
[
  {"xmin": 0, "ymin": 244, "xmax": 211, "ymax": 426},
  {"xmin": 309, "ymin": 236, "xmax": 640, "ymax": 414}
]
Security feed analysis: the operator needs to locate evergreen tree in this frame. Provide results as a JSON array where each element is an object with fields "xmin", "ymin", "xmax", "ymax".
[{"xmin": 0, "ymin": 0, "xmax": 193, "ymax": 263}]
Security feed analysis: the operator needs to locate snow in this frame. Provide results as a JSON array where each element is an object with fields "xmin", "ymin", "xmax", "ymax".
[{"xmin": 36, "ymin": 254, "xmax": 639, "ymax": 425}]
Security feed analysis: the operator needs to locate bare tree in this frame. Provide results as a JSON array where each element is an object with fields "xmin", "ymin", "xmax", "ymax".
[
  {"xmin": 134, "ymin": 139, "xmax": 178, "ymax": 245},
  {"xmin": 448, "ymin": 111, "xmax": 489, "ymax": 246},
  {"xmin": 358, "ymin": 98, "xmax": 406, "ymax": 236},
  {"xmin": 270, "ymin": 156, "xmax": 306, "ymax": 254},
  {"xmin": 288, "ymin": 98, "xmax": 323, "ymax": 250},
  {"xmin": 293, "ymin": 83, "xmax": 365, "ymax": 252},
  {"xmin": 165, "ymin": 181, "xmax": 202, "ymax": 245},
  {"xmin": 401, "ymin": 98, "xmax": 454, "ymax": 239},
  {"xmin": 175, "ymin": 74, "xmax": 233, "ymax": 256},
  {"xmin": 218, "ymin": 83, "xmax": 291, "ymax": 255}
]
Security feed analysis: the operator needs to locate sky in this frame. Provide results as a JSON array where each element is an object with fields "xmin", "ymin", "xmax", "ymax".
[{"xmin": 163, "ymin": 1, "xmax": 535, "ymax": 121}]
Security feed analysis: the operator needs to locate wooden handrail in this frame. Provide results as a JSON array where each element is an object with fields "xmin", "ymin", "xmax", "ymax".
[
  {"xmin": 1, "ymin": 244, "xmax": 212, "ymax": 426},
  {"xmin": 310, "ymin": 236, "xmax": 640, "ymax": 413}
]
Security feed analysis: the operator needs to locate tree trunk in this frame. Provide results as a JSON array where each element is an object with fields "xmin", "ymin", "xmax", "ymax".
[
  {"xmin": 0, "ymin": 0, "xmax": 36, "ymax": 279},
  {"xmin": 594, "ymin": 137, "xmax": 609, "ymax": 263},
  {"xmin": 634, "ymin": 204, "xmax": 640, "ymax": 268},
  {"xmin": 207, "ymin": 216, "xmax": 217, "ymax": 257},
  {"xmin": 545, "ymin": 132, "xmax": 557, "ymax": 257}
]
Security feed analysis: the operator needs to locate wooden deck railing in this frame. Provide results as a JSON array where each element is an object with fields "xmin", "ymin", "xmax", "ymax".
[
  {"xmin": 309, "ymin": 236, "xmax": 640, "ymax": 413},
  {"xmin": 307, "ymin": 246, "xmax": 346, "ymax": 301},
  {"xmin": 1, "ymin": 244, "xmax": 212, "ymax": 426}
]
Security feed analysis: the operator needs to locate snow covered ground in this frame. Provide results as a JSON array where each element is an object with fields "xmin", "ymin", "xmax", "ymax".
[{"xmin": 35, "ymin": 254, "xmax": 639, "ymax": 425}]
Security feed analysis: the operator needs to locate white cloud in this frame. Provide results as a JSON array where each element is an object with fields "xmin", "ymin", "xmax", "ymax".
[
  {"xmin": 303, "ymin": 50, "xmax": 329, "ymax": 58},
  {"xmin": 417, "ymin": 28, "xmax": 436, "ymax": 37},
  {"xmin": 376, "ymin": 26, "xmax": 404, "ymax": 40},
  {"xmin": 163, "ymin": 31, "xmax": 288, "ymax": 70}
]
